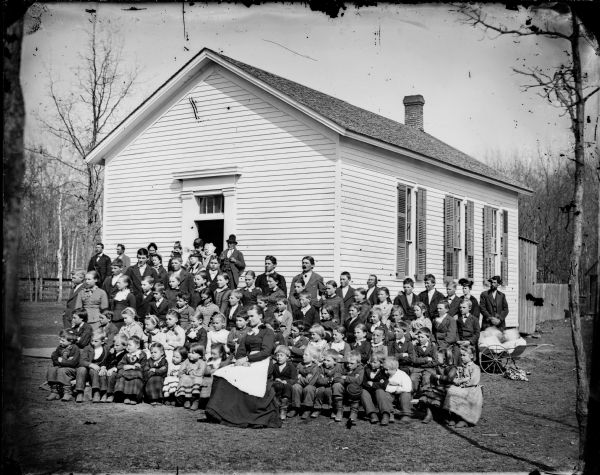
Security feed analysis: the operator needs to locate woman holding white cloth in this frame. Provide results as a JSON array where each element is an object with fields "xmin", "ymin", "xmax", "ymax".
[{"xmin": 204, "ymin": 305, "xmax": 282, "ymax": 428}]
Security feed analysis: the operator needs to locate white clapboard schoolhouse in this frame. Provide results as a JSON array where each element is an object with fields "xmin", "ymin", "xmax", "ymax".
[{"xmin": 86, "ymin": 48, "xmax": 531, "ymax": 327}]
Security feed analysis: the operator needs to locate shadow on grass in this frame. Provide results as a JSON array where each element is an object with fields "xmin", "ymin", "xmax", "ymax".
[
  {"xmin": 498, "ymin": 403, "xmax": 578, "ymax": 430},
  {"xmin": 442, "ymin": 424, "xmax": 557, "ymax": 472}
]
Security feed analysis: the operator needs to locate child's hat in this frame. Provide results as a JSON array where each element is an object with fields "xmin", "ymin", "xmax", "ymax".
[{"xmin": 346, "ymin": 382, "xmax": 362, "ymax": 399}]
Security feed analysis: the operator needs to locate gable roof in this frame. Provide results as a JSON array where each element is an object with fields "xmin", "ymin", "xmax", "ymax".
[{"xmin": 86, "ymin": 47, "xmax": 531, "ymax": 194}]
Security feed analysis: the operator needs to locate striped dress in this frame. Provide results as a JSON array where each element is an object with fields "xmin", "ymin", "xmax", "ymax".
[
  {"xmin": 162, "ymin": 360, "xmax": 182, "ymax": 397},
  {"xmin": 175, "ymin": 358, "xmax": 207, "ymax": 399}
]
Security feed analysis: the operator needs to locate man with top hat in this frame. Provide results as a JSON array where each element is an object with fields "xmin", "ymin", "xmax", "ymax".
[
  {"xmin": 219, "ymin": 234, "xmax": 246, "ymax": 289},
  {"xmin": 479, "ymin": 275, "xmax": 509, "ymax": 330}
]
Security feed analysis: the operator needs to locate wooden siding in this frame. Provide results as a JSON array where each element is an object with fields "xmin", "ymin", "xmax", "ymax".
[
  {"xmin": 103, "ymin": 68, "xmax": 337, "ymax": 280},
  {"xmin": 519, "ymin": 238, "xmax": 538, "ymax": 333},
  {"xmin": 340, "ymin": 137, "xmax": 520, "ymax": 328}
]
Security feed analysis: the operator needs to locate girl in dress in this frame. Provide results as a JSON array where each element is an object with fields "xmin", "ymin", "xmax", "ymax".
[
  {"xmin": 328, "ymin": 326, "xmax": 351, "ymax": 361},
  {"xmin": 144, "ymin": 342, "xmax": 168, "ymax": 406},
  {"xmin": 119, "ymin": 307, "xmax": 145, "ymax": 341},
  {"xmin": 195, "ymin": 289, "xmax": 220, "ymax": 329},
  {"xmin": 306, "ymin": 324, "xmax": 328, "ymax": 360},
  {"xmin": 201, "ymin": 343, "xmax": 232, "ymax": 399},
  {"xmin": 114, "ymin": 335, "xmax": 147, "ymax": 405},
  {"xmin": 411, "ymin": 302, "xmax": 432, "ymax": 340},
  {"xmin": 241, "ymin": 270, "xmax": 262, "ymax": 306},
  {"xmin": 163, "ymin": 310, "xmax": 186, "ymax": 363},
  {"xmin": 111, "ymin": 275, "xmax": 136, "ymax": 323},
  {"xmin": 175, "ymin": 342, "xmax": 207, "ymax": 411},
  {"xmin": 163, "ymin": 346, "xmax": 186, "ymax": 406},
  {"xmin": 75, "ymin": 271, "xmax": 109, "ymax": 332},
  {"xmin": 274, "ymin": 297, "xmax": 293, "ymax": 340},
  {"xmin": 319, "ymin": 306, "xmax": 339, "ymax": 341},
  {"xmin": 185, "ymin": 312, "xmax": 208, "ymax": 350},
  {"xmin": 213, "ymin": 273, "xmax": 232, "ymax": 314},
  {"xmin": 373, "ymin": 287, "xmax": 393, "ymax": 324},
  {"xmin": 143, "ymin": 315, "xmax": 167, "ymax": 355}
]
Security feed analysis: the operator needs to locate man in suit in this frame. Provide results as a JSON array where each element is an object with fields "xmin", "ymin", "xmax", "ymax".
[
  {"xmin": 336, "ymin": 271, "xmax": 355, "ymax": 322},
  {"xmin": 256, "ymin": 255, "xmax": 287, "ymax": 296},
  {"xmin": 418, "ymin": 273, "xmax": 445, "ymax": 320},
  {"xmin": 289, "ymin": 256, "xmax": 325, "ymax": 309},
  {"xmin": 393, "ymin": 277, "xmax": 417, "ymax": 320},
  {"xmin": 125, "ymin": 248, "xmax": 158, "ymax": 305},
  {"xmin": 87, "ymin": 243, "xmax": 112, "ymax": 284},
  {"xmin": 480, "ymin": 275, "xmax": 509, "ymax": 330},
  {"xmin": 115, "ymin": 243, "xmax": 131, "ymax": 269},
  {"xmin": 102, "ymin": 260, "xmax": 124, "ymax": 308},
  {"xmin": 365, "ymin": 274, "xmax": 380, "ymax": 306},
  {"xmin": 445, "ymin": 281, "xmax": 461, "ymax": 318},
  {"xmin": 219, "ymin": 234, "xmax": 246, "ymax": 289},
  {"xmin": 63, "ymin": 269, "xmax": 86, "ymax": 328}
]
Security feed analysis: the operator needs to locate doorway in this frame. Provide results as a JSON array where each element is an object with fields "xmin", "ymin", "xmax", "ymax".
[{"xmin": 195, "ymin": 219, "xmax": 224, "ymax": 255}]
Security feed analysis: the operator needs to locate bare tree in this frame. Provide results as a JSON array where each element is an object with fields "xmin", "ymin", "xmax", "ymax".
[
  {"xmin": 458, "ymin": 4, "xmax": 598, "ymax": 472},
  {"xmin": 38, "ymin": 12, "xmax": 137, "ymax": 252}
]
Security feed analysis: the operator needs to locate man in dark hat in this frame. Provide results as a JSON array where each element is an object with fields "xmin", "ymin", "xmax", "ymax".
[
  {"xmin": 219, "ymin": 234, "xmax": 245, "ymax": 289},
  {"xmin": 479, "ymin": 275, "xmax": 509, "ymax": 330}
]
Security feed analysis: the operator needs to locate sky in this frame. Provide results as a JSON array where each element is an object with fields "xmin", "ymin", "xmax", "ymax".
[{"xmin": 20, "ymin": 2, "xmax": 599, "ymax": 163}]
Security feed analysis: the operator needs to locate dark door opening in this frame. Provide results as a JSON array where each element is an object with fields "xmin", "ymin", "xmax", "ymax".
[{"xmin": 195, "ymin": 220, "xmax": 224, "ymax": 256}]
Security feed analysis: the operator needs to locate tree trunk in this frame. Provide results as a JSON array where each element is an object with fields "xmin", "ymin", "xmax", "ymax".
[
  {"xmin": 568, "ymin": 15, "xmax": 590, "ymax": 471},
  {"xmin": 57, "ymin": 192, "xmax": 63, "ymax": 301}
]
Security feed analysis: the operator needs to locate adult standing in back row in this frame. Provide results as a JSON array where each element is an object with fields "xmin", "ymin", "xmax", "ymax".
[
  {"xmin": 219, "ymin": 235, "xmax": 246, "ymax": 289},
  {"xmin": 480, "ymin": 275, "xmax": 509, "ymax": 330},
  {"xmin": 256, "ymin": 255, "xmax": 287, "ymax": 296},
  {"xmin": 125, "ymin": 248, "xmax": 158, "ymax": 305},
  {"xmin": 289, "ymin": 256, "xmax": 325, "ymax": 309},
  {"xmin": 87, "ymin": 243, "xmax": 112, "ymax": 284}
]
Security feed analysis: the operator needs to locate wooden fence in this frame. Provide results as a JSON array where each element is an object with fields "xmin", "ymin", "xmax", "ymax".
[
  {"xmin": 19, "ymin": 278, "xmax": 71, "ymax": 302},
  {"xmin": 520, "ymin": 282, "xmax": 569, "ymax": 333}
]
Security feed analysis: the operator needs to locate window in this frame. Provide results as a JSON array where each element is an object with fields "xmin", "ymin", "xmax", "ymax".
[
  {"xmin": 500, "ymin": 210, "xmax": 509, "ymax": 284},
  {"xmin": 465, "ymin": 201, "xmax": 475, "ymax": 279},
  {"xmin": 196, "ymin": 195, "xmax": 223, "ymax": 214},
  {"xmin": 483, "ymin": 205, "xmax": 508, "ymax": 285},
  {"xmin": 415, "ymin": 188, "xmax": 427, "ymax": 281},
  {"xmin": 444, "ymin": 196, "xmax": 463, "ymax": 281},
  {"xmin": 397, "ymin": 185, "xmax": 426, "ymax": 281}
]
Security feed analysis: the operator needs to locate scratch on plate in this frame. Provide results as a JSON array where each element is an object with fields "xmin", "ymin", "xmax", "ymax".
[{"xmin": 262, "ymin": 39, "xmax": 317, "ymax": 61}]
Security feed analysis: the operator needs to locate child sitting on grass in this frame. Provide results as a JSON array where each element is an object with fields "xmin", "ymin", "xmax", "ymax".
[
  {"xmin": 272, "ymin": 345, "xmax": 297, "ymax": 420},
  {"xmin": 163, "ymin": 346, "xmax": 186, "ymax": 406},
  {"xmin": 98, "ymin": 333, "xmax": 128, "ymax": 403},
  {"xmin": 114, "ymin": 335, "xmax": 147, "ymax": 405},
  {"xmin": 360, "ymin": 354, "xmax": 389, "ymax": 424},
  {"xmin": 382, "ymin": 357, "xmax": 413, "ymax": 424},
  {"xmin": 145, "ymin": 342, "xmax": 168, "ymax": 406},
  {"xmin": 314, "ymin": 349, "xmax": 344, "ymax": 418},
  {"xmin": 175, "ymin": 342, "xmax": 206, "ymax": 411},
  {"xmin": 288, "ymin": 321, "xmax": 309, "ymax": 365},
  {"xmin": 331, "ymin": 350, "xmax": 364, "ymax": 423},
  {"xmin": 201, "ymin": 343, "xmax": 231, "ymax": 400},
  {"xmin": 74, "ymin": 330, "xmax": 108, "ymax": 403},
  {"xmin": 289, "ymin": 346, "xmax": 322, "ymax": 419},
  {"xmin": 46, "ymin": 330, "xmax": 80, "ymax": 402}
]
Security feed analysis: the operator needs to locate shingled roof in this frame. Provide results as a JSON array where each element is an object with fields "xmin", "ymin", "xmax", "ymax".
[{"xmin": 213, "ymin": 50, "xmax": 528, "ymax": 192}]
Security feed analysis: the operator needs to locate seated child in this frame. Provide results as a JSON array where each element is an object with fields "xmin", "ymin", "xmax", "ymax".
[
  {"xmin": 289, "ymin": 346, "xmax": 322, "ymax": 419},
  {"xmin": 163, "ymin": 346, "xmax": 186, "ymax": 405},
  {"xmin": 166, "ymin": 276, "xmax": 181, "ymax": 309},
  {"xmin": 273, "ymin": 297, "xmax": 293, "ymax": 339},
  {"xmin": 257, "ymin": 295, "xmax": 274, "ymax": 327},
  {"xmin": 271, "ymin": 320, "xmax": 287, "ymax": 348},
  {"xmin": 306, "ymin": 324, "xmax": 328, "ymax": 360},
  {"xmin": 114, "ymin": 335, "xmax": 148, "ymax": 405},
  {"xmin": 410, "ymin": 327, "xmax": 438, "ymax": 397},
  {"xmin": 410, "ymin": 302, "xmax": 432, "ymax": 339},
  {"xmin": 185, "ymin": 312, "xmax": 208, "ymax": 351},
  {"xmin": 143, "ymin": 315, "xmax": 167, "ymax": 353},
  {"xmin": 241, "ymin": 271, "xmax": 262, "ymax": 307},
  {"xmin": 370, "ymin": 327, "xmax": 388, "ymax": 361},
  {"xmin": 174, "ymin": 292, "xmax": 194, "ymax": 329},
  {"xmin": 314, "ymin": 349, "xmax": 344, "ymax": 417},
  {"xmin": 319, "ymin": 306, "xmax": 338, "ymax": 342},
  {"xmin": 213, "ymin": 273, "xmax": 232, "ymax": 314},
  {"xmin": 119, "ymin": 307, "xmax": 145, "ymax": 341},
  {"xmin": 46, "ymin": 330, "xmax": 80, "ymax": 402},
  {"xmin": 287, "ymin": 321, "xmax": 309, "ymax": 365},
  {"xmin": 227, "ymin": 313, "xmax": 249, "ymax": 354},
  {"xmin": 201, "ymin": 343, "xmax": 232, "ymax": 399},
  {"xmin": 98, "ymin": 310, "xmax": 119, "ymax": 348},
  {"xmin": 163, "ymin": 310, "xmax": 187, "ymax": 362},
  {"xmin": 71, "ymin": 309, "xmax": 93, "ymax": 349},
  {"xmin": 382, "ymin": 357, "xmax": 413, "ymax": 424},
  {"xmin": 190, "ymin": 271, "xmax": 208, "ymax": 309},
  {"xmin": 74, "ymin": 330, "xmax": 108, "ymax": 403},
  {"xmin": 328, "ymin": 326, "xmax": 351, "ymax": 361},
  {"xmin": 98, "ymin": 333, "xmax": 128, "ymax": 402},
  {"xmin": 272, "ymin": 345, "xmax": 298, "ymax": 420},
  {"xmin": 361, "ymin": 354, "xmax": 389, "ymax": 424},
  {"xmin": 150, "ymin": 283, "xmax": 169, "ymax": 322},
  {"xmin": 195, "ymin": 289, "xmax": 220, "ymax": 328},
  {"xmin": 288, "ymin": 280, "xmax": 305, "ymax": 315},
  {"xmin": 331, "ymin": 350, "xmax": 364, "ymax": 423},
  {"xmin": 136, "ymin": 276, "xmax": 155, "ymax": 319},
  {"xmin": 175, "ymin": 342, "xmax": 207, "ymax": 410},
  {"xmin": 367, "ymin": 308, "xmax": 390, "ymax": 343},
  {"xmin": 206, "ymin": 313, "xmax": 229, "ymax": 357},
  {"xmin": 294, "ymin": 291, "xmax": 319, "ymax": 328},
  {"xmin": 351, "ymin": 324, "xmax": 372, "ymax": 365},
  {"xmin": 224, "ymin": 290, "xmax": 244, "ymax": 329},
  {"xmin": 144, "ymin": 342, "xmax": 168, "ymax": 406},
  {"xmin": 387, "ymin": 322, "xmax": 415, "ymax": 373}
]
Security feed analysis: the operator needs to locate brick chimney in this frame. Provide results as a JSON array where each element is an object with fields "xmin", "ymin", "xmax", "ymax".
[{"xmin": 403, "ymin": 95, "xmax": 425, "ymax": 131}]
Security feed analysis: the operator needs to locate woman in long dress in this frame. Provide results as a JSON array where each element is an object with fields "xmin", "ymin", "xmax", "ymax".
[{"xmin": 205, "ymin": 305, "xmax": 281, "ymax": 428}]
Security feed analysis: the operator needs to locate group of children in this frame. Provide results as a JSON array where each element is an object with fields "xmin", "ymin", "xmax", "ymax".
[{"xmin": 47, "ymin": 266, "xmax": 482, "ymax": 428}]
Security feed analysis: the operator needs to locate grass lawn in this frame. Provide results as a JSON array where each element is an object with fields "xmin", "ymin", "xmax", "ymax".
[{"xmin": 12, "ymin": 302, "xmax": 592, "ymax": 473}]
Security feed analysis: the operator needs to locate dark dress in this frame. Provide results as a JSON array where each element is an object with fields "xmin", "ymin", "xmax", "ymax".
[{"xmin": 205, "ymin": 325, "xmax": 281, "ymax": 428}]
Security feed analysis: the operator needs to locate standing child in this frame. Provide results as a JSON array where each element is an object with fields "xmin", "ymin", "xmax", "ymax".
[
  {"xmin": 114, "ymin": 335, "xmax": 148, "ymax": 404},
  {"xmin": 137, "ymin": 276, "xmax": 155, "ymax": 319},
  {"xmin": 98, "ymin": 333, "xmax": 128, "ymax": 402},
  {"xmin": 195, "ymin": 289, "xmax": 220, "ymax": 329},
  {"xmin": 328, "ymin": 326, "xmax": 351, "ymax": 361},
  {"xmin": 71, "ymin": 309, "xmax": 93, "ymax": 349},
  {"xmin": 381, "ymin": 357, "xmax": 413, "ymax": 424},
  {"xmin": 314, "ymin": 349, "xmax": 344, "ymax": 417},
  {"xmin": 351, "ymin": 324, "xmax": 372, "ymax": 365},
  {"xmin": 213, "ymin": 273, "xmax": 232, "ymax": 314},
  {"xmin": 98, "ymin": 310, "xmax": 119, "ymax": 348},
  {"xmin": 111, "ymin": 275, "xmax": 137, "ymax": 322},
  {"xmin": 74, "ymin": 331, "xmax": 109, "ymax": 403},
  {"xmin": 287, "ymin": 321, "xmax": 309, "ymax": 365},
  {"xmin": 150, "ymin": 283, "xmax": 169, "ymax": 322},
  {"xmin": 272, "ymin": 345, "xmax": 298, "ymax": 420},
  {"xmin": 226, "ymin": 313, "xmax": 249, "ymax": 354},
  {"xmin": 174, "ymin": 292, "xmax": 194, "ymax": 329},
  {"xmin": 206, "ymin": 313, "xmax": 229, "ymax": 357},
  {"xmin": 289, "ymin": 347, "xmax": 322, "ymax": 419},
  {"xmin": 46, "ymin": 330, "xmax": 80, "ymax": 402},
  {"xmin": 294, "ymin": 291, "xmax": 320, "ymax": 328},
  {"xmin": 185, "ymin": 312, "xmax": 208, "ymax": 351},
  {"xmin": 118, "ymin": 307, "xmax": 145, "ymax": 341},
  {"xmin": 145, "ymin": 342, "xmax": 168, "ymax": 406},
  {"xmin": 163, "ymin": 346, "xmax": 186, "ymax": 405},
  {"xmin": 331, "ymin": 350, "xmax": 364, "ymax": 423},
  {"xmin": 361, "ymin": 354, "xmax": 390, "ymax": 424},
  {"xmin": 175, "ymin": 343, "xmax": 207, "ymax": 410}
]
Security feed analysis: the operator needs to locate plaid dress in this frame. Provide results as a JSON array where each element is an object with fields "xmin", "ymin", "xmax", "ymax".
[
  {"xmin": 144, "ymin": 356, "xmax": 168, "ymax": 400},
  {"xmin": 175, "ymin": 358, "xmax": 206, "ymax": 399},
  {"xmin": 114, "ymin": 351, "xmax": 147, "ymax": 398}
]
